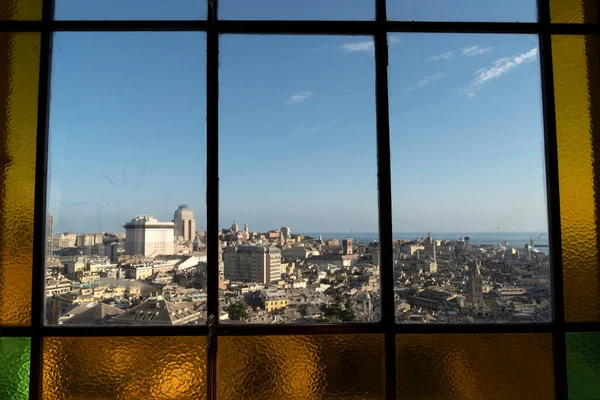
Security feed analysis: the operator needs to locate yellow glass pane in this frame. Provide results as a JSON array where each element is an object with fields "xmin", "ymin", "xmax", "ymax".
[
  {"xmin": 0, "ymin": 32, "xmax": 40, "ymax": 326},
  {"xmin": 550, "ymin": 0, "xmax": 599, "ymax": 23},
  {"xmin": 218, "ymin": 334, "xmax": 384, "ymax": 399},
  {"xmin": 0, "ymin": 0, "xmax": 42, "ymax": 20},
  {"xmin": 396, "ymin": 334, "xmax": 554, "ymax": 399},
  {"xmin": 43, "ymin": 337, "xmax": 207, "ymax": 399},
  {"xmin": 552, "ymin": 35, "xmax": 600, "ymax": 322}
]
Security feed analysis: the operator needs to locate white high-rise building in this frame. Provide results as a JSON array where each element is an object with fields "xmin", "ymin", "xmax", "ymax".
[
  {"xmin": 124, "ymin": 216, "xmax": 174, "ymax": 257},
  {"xmin": 173, "ymin": 204, "xmax": 196, "ymax": 242},
  {"xmin": 280, "ymin": 226, "xmax": 291, "ymax": 239}
]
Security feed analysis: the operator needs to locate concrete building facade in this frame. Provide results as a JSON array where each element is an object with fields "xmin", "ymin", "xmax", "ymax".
[
  {"xmin": 173, "ymin": 204, "xmax": 196, "ymax": 242},
  {"xmin": 223, "ymin": 245, "xmax": 281, "ymax": 284},
  {"xmin": 124, "ymin": 216, "xmax": 174, "ymax": 257}
]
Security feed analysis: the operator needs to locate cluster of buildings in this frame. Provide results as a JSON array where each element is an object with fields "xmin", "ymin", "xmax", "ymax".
[
  {"xmin": 393, "ymin": 234, "xmax": 551, "ymax": 323},
  {"xmin": 45, "ymin": 207, "xmax": 551, "ymax": 326}
]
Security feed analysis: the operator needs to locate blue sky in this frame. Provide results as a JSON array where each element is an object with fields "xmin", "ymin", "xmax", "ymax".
[{"xmin": 48, "ymin": 2, "xmax": 547, "ymax": 235}]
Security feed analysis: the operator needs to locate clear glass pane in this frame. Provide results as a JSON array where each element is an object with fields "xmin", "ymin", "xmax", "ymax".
[
  {"xmin": 219, "ymin": 35, "xmax": 379, "ymax": 324},
  {"xmin": 0, "ymin": 32, "xmax": 40, "ymax": 326},
  {"xmin": 396, "ymin": 334, "xmax": 554, "ymax": 399},
  {"xmin": 0, "ymin": 338, "xmax": 30, "ymax": 400},
  {"xmin": 46, "ymin": 32, "xmax": 207, "ymax": 326},
  {"xmin": 550, "ymin": 0, "xmax": 599, "ymax": 23},
  {"xmin": 54, "ymin": 0, "xmax": 206, "ymax": 20},
  {"xmin": 0, "ymin": 0, "xmax": 41, "ymax": 20},
  {"xmin": 43, "ymin": 337, "xmax": 207, "ymax": 399},
  {"xmin": 566, "ymin": 332, "xmax": 600, "ymax": 399},
  {"xmin": 389, "ymin": 34, "xmax": 550, "ymax": 323},
  {"xmin": 220, "ymin": 0, "xmax": 374, "ymax": 20},
  {"xmin": 387, "ymin": 0, "xmax": 537, "ymax": 22},
  {"xmin": 218, "ymin": 334, "xmax": 384, "ymax": 399},
  {"xmin": 552, "ymin": 35, "xmax": 600, "ymax": 322}
]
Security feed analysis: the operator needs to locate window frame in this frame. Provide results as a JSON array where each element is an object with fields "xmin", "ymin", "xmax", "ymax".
[{"xmin": 1, "ymin": 0, "xmax": 599, "ymax": 399}]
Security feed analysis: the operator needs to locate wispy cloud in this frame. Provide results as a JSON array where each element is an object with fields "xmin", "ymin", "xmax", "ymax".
[
  {"xmin": 311, "ymin": 118, "xmax": 341, "ymax": 133},
  {"xmin": 389, "ymin": 36, "xmax": 403, "ymax": 45},
  {"xmin": 428, "ymin": 51, "xmax": 454, "ymax": 62},
  {"xmin": 461, "ymin": 47, "xmax": 538, "ymax": 98},
  {"xmin": 341, "ymin": 36, "xmax": 402, "ymax": 55},
  {"xmin": 342, "ymin": 40, "xmax": 374, "ymax": 54},
  {"xmin": 285, "ymin": 90, "xmax": 313, "ymax": 105},
  {"xmin": 461, "ymin": 45, "xmax": 493, "ymax": 57},
  {"xmin": 406, "ymin": 72, "xmax": 447, "ymax": 90}
]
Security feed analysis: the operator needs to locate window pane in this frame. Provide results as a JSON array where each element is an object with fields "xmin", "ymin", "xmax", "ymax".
[
  {"xmin": 0, "ymin": 338, "xmax": 30, "ymax": 400},
  {"xmin": 219, "ymin": 35, "xmax": 378, "ymax": 324},
  {"xmin": 389, "ymin": 34, "xmax": 550, "ymax": 324},
  {"xmin": 43, "ymin": 337, "xmax": 206, "ymax": 399},
  {"xmin": 218, "ymin": 334, "xmax": 384, "ymax": 399},
  {"xmin": 0, "ymin": 0, "xmax": 41, "ymax": 20},
  {"xmin": 0, "ymin": 32, "xmax": 40, "ymax": 326},
  {"xmin": 396, "ymin": 333, "xmax": 554, "ymax": 399},
  {"xmin": 387, "ymin": 0, "xmax": 537, "ymax": 22},
  {"xmin": 46, "ymin": 33, "xmax": 207, "ymax": 326},
  {"xmin": 220, "ymin": 0, "xmax": 374, "ymax": 20},
  {"xmin": 567, "ymin": 332, "xmax": 600, "ymax": 399},
  {"xmin": 54, "ymin": 0, "xmax": 206, "ymax": 20},
  {"xmin": 550, "ymin": 0, "xmax": 599, "ymax": 23},
  {"xmin": 552, "ymin": 35, "xmax": 600, "ymax": 322}
]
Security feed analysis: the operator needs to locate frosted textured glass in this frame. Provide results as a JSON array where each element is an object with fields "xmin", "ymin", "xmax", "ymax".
[
  {"xmin": 0, "ymin": 33, "xmax": 41, "ymax": 326},
  {"xmin": 396, "ymin": 334, "xmax": 554, "ymax": 399},
  {"xmin": 567, "ymin": 332, "xmax": 600, "ymax": 399},
  {"xmin": 0, "ymin": 0, "xmax": 42, "ymax": 20},
  {"xmin": 218, "ymin": 334, "xmax": 384, "ymax": 399},
  {"xmin": 0, "ymin": 338, "xmax": 30, "ymax": 400},
  {"xmin": 550, "ymin": 0, "xmax": 599, "ymax": 23},
  {"xmin": 552, "ymin": 35, "xmax": 600, "ymax": 322},
  {"xmin": 43, "ymin": 337, "xmax": 207, "ymax": 399}
]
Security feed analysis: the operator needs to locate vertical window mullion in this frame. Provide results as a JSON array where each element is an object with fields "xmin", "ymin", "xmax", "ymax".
[
  {"xmin": 537, "ymin": 0, "xmax": 567, "ymax": 398},
  {"xmin": 206, "ymin": 0, "xmax": 220, "ymax": 399},
  {"xmin": 375, "ymin": 0, "xmax": 396, "ymax": 398},
  {"xmin": 30, "ymin": 0, "xmax": 55, "ymax": 398}
]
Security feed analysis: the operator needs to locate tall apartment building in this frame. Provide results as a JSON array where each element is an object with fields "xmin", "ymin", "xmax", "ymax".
[
  {"xmin": 47, "ymin": 214, "xmax": 54, "ymax": 255},
  {"xmin": 223, "ymin": 245, "xmax": 281, "ymax": 284},
  {"xmin": 173, "ymin": 204, "xmax": 196, "ymax": 242},
  {"xmin": 124, "ymin": 216, "xmax": 174, "ymax": 257}
]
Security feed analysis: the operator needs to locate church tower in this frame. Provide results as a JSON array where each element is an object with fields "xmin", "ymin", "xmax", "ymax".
[{"xmin": 468, "ymin": 260, "xmax": 485, "ymax": 307}]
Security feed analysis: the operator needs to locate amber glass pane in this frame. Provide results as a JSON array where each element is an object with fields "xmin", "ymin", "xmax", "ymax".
[
  {"xmin": 0, "ymin": 0, "xmax": 42, "ymax": 20},
  {"xmin": 552, "ymin": 35, "xmax": 600, "ymax": 322},
  {"xmin": 0, "ymin": 338, "xmax": 30, "ymax": 400},
  {"xmin": 567, "ymin": 332, "xmax": 600, "ymax": 399},
  {"xmin": 396, "ymin": 334, "xmax": 554, "ymax": 399},
  {"xmin": 43, "ymin": 337, "xmax": 207, "ymax": 399},
  {"xmin": 550, "ymin": 0, "xmax": 599, "ymax": 23},
  {"xmin": 218, "ymin": 334, "xmax": 384, "ymax": 399},
  {"xmin": 0, "ymin": 32, "xmax": 40, "ymax": 326}
]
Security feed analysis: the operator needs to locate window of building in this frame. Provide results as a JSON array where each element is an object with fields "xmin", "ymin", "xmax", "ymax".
[{"xmin": 1, "ymin": 0, "xmax": 600, "ymax": 399}]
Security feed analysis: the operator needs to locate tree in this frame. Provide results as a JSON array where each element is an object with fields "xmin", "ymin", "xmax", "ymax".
[
  {"xmin": 226, "ymin": 300, "xmax": 248, "ymax": 320},
  {"xmin": 324, "ymin": 296, "xmax": 355, "ymax": 322}
]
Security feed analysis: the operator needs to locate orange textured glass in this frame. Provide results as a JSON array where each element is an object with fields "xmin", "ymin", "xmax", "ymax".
[
  {"xmin": 550, "ymin": 0, "xmax": 599, "ymax": 23},
  {"xmin": 396, "ymin": 334, "xmax": 554, "ymax": 399},
  {"xmin": 0, "ymin": 0, "xmax": 42, "ymax": 20},
  {"xmin": 43, "ymin": 337, "xmax": 207, "ymax": 399},
  {"xmin": 218, "ymin": 334, "xmax": 384, "ymax": 399},
  {"xmin": 552, "ymin": 35, "xmax": 600, "ymax": 322},
  {"xmin": 0, "ymin": 32, "xmax": 40, "ymax": 326}
]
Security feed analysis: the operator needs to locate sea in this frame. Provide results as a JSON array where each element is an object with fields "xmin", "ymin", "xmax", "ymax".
[{"xmin": 303, "ymin": 232, "xmax": 550, "ymax": 254}]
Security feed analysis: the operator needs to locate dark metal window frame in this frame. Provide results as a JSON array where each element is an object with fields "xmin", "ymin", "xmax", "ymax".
[{"xmin": 1, "ymin": 0, "xmax": 600, "ymax": 399}]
